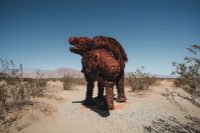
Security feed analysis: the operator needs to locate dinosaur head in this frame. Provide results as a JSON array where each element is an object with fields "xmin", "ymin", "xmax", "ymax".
[{"xmin": 68, "ymin": 37, "xmax": 92, "ymax": 55}]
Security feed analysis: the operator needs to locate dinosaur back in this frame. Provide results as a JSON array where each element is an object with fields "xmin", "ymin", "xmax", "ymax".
[{"xmin": 92, "ymin": 36, "xmax": 128, "ymax": 62}]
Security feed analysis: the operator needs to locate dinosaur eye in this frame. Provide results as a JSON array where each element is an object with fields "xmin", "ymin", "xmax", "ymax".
[{"xmin": 79, "ymin": 39, "xmax": 85, "ymax": 44}]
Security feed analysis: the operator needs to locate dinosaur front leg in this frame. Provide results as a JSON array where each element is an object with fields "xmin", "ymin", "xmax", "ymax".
[
  {"xmin": 105, "ymin": 82, "xmax": 114, "ymax": 110},
  {"xmin": 93, "ymin": 82, "xmax": 105, "ymax": 110},
  {"xmin": 84, "ymin": 78, "xmax": 95, "ymax": 106},
  {"xmin": 116, "ymin": 74, "xmax": 127, "ymax": 102},
  {"xmin": 95, "ymin": 76, "xmax": 114, "ymax": 110},
  {"xmin": 96, "ymin": 82, "xmax": 104, "ymax": 101}
]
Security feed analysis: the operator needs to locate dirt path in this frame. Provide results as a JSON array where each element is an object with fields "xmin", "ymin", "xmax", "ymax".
[{"xmin": 5, "ymin": 80, "xmax": 200, "ymax": 133}]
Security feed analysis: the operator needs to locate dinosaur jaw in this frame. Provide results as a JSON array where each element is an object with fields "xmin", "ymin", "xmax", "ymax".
[
  {"xmin": 69, "ymin": 46, "xmax": 80, "ymax": 51},
  {"xmin": 69, "ymin": 46, "xmax": 82, "ymax": 54},
  {"xmin": 69, "ymin": 37, "xmax": 82, "ymax": 54}
]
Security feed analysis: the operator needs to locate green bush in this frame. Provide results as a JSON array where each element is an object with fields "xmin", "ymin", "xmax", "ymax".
[{"xmin": 172, "ymin": 45, "xmax": 200, "ymax": 98}]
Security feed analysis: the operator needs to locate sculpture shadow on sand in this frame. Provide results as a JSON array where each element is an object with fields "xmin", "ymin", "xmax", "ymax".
[{"xmin": 72, "ymin": 98, "xmax": 111, "ymax": 117}]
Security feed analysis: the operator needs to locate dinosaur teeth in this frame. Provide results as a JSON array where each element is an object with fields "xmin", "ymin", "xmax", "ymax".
[{"xmin": 70, "ymin": 45, "xmax": 80, "ymax": 49}]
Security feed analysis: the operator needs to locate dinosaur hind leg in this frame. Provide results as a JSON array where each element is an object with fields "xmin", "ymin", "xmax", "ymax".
[
  {"xmin": 105, "ymin": 82, "xmax": 114, "ymax": 110},
  {"xmin": 95, "ymin": 76, "xmax": 114, "ymax": 110},
  {"xmin": 116, "ymin": 74, "xmax": 127, "ymax": 102}
]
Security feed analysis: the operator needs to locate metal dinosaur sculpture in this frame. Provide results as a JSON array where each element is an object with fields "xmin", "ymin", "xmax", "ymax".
[
  {"xmin": 68, "ymin": 36, "xmax": 128, "ymax": 110},
  {"xmin": 69, "ymin": 36, "xmax": 128, "ymax": 101}
]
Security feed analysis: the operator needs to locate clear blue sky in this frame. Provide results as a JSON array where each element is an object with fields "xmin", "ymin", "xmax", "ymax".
[{"xmin": 0, "ymin": 0, "xmax": 200, "ymax": 75}]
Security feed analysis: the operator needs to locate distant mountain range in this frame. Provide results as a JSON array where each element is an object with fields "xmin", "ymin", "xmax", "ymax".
[
  {"xmin": 0, "ymin": 68, "xmax": 84, "ymax": 78},
  {"xmin": 23, "ymin": 68, "xmax": 84, "ymax": 78},
  {"xmin": 0, "ymin": 68, "xmax": 175, "ymax": 79}
]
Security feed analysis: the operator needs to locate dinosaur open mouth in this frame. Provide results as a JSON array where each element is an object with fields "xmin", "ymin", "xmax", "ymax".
[
  {"xmin": 68, "ymin": 37, "xmax": 81, "ymax": 53},
  {"xmin": 69, "ymin": 46, "xmax": 80, "ymax": 51},
  {"xmin": 69, "ymin": 44, "xmax": 81, "ymax": 53},
  {"xmin": 69, "ymin": 42, "xmax": 80, "ymax": 51}
]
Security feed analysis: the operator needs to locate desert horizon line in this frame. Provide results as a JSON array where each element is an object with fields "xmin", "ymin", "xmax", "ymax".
[{"xmin": 0, "ymin": 66, "xmax": 175, "ymax": 77}]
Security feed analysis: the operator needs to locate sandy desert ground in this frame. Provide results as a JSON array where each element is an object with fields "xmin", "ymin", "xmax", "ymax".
[{"xmin": 2, "ymin": 80, "xmax": 200, "ymax": 133}]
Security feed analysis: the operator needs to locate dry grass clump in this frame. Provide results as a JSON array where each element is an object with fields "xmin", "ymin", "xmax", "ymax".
[
  {"xmin": 27, "ymin": 70, "xmax": 47, "ymax": 97},
  {"xmin": 27, "ymin": 79, "xmax": 47, "ymax": 97},
  {"xmin": 172, "ymin": 45, "xmax": 200, "ymax": 99},
  {"xmin": 63, "ymin": 74, "xmax": 74, "ymax": 90},
  {"xmin": 128, "ymin": 66, "xmax": 157, "ymax": 91}
]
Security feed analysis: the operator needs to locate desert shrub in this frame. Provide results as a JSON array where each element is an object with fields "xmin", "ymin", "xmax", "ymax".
[
  {"xmin": 0, "ymin": 60, "xmax": 47, "ymax": 128},
  {"xmin": 63, "ymin": 74, "xmax": 74, "ymax": 90},
  {"xmin": 0, "ymin": 60, "xmax": 31, "ymax": 127},
  {"xmin": 0, "ymin": 60, "xmax": 29, "ymax": 106},
  {"xmin": 28, "ymin": 70, "xmax": 47, "ymax": 97},
  {"xmin": 128, "ymin": 66, "xmax": 157, "ymax": 91},
  {"xmin": 0, "ymin": 81, "xmax": 31, "ymax": 110},
  {"xmin": 172, "ymin": 45, "xmax": 200, "ymax": 98}
]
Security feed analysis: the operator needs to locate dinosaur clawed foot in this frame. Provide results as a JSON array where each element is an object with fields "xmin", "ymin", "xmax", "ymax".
[
  {"xmin": 83, "ymin": 99, "xmax": 96, "ymax": 106},
  {"xmin": 117, "ymin": 96, "xmax": 127, "ymax": 103},
  {"xmin": 93, "ymin": 96, "xmax": 104, "ymax": 102}
]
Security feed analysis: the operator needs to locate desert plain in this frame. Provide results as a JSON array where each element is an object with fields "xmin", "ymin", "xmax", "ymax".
[{"xmin": 1, "ymin": 79, "xmax": 199, "ymax": 133}]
